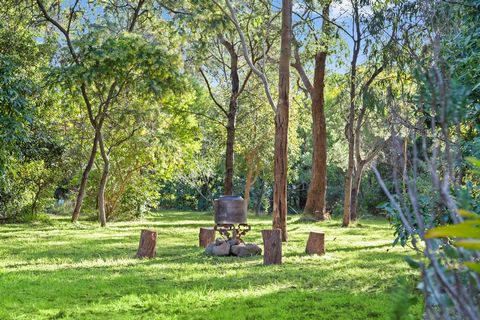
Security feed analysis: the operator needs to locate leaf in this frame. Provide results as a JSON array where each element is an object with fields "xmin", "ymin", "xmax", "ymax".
[
  {"xmin": 454, "ymin": 240, "xmax": 480, "ymax": 250},
  {"xmin": 425, "ymin": 220, "xmax": 480, "ymax": 238},
  {"xmin": 444, "ymin": 244, "xmax": 459, "ymax": 259},
  {"xmin": 465, "ymin": 157, "xmax": 480, "ymax": 168},
  {"xmin": 404, "ymin": 256, "xmax": 420, "ymax": 269},
  {"xmin": 464, "ymin": 262, "xmax": 480, "ymax": 273},
  {"xmin": 457, "ymin": 209, "xmax": 479, "ymax": 218}
]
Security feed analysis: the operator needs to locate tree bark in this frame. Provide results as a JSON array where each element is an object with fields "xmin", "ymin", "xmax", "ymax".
[
  {"xmin": 224, "ymin": 112, "xmax": 236, "ymax": 195},
  {"xmin": 136, "ymin": 229, "xmax": 157, "ymax": 258},
  {"xmin": 272, "ymin": 0, "xmax": 292, "ymax": 242},
  {"xmin": 255, "ymin": 178, "xmax": 265, "ymax": 215},
  {"xmin": 303, "ymin": 2, "xmax": 331, "ymax": 221},
  {"xmin": 350, "ymin": 165, "xmax": 363, "ymax": 221},
  {"xmin": 222, "ymin": 40, "xmax": 240, "ymax": 196},
  {"xmin": 342, "ymin": 1, "xmax": 361, "ymax": 227},
  {"xmin": 98, "ymin": 132, "xmax": 109, "ymax": 227},
  {"xmin": 72, "ymin": 131, "xmax": 98, "ymax": 223},
  {"xmin": 262, "ymin": 229, "xmax": 282, "ymax": 265}
]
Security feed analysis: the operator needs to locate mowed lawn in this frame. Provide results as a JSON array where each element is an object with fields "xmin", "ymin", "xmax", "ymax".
[{"xmin": 0, "ymin": 211, "xmax": 422, "ymax": 319}]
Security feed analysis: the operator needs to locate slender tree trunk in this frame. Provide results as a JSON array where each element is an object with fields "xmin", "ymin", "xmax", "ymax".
[
  {"xmin": 223, "ymin": 42, "xmax": 240, "ymax": 196},
  {"xmin": 31, "ymin": 185, "xmax": 42, "ymax": 215},
  {"xmin": 272, "ymin": 0, "xmax": 292, "ymax": 242},
  {"xmin": 255, "ymin": 178, "xmax": 265, "ymax": 215},
  {"xmin": 342, "ymin": 1, "xmax": 360, "ymax": 227},
  {"xmin": 303, "ymin": 2, "xmax": 330, "ymax": 220},
  {"xmin": 244, "ymin": 152, "xmax": 259, "ymax": 211},
  {"xmin": 244, "ymin": 154, "xmax": 254, "ymax": 211},
  {"xmin": 98, "ymin": 132, "xmax": 109, "ymax": 227},
  {"xmin": 350, "ymin": 164, "xmax": 363, "ymax": 221},
  {"xmin": 72, "ymin": 131, "xmax": 98, "ymax": 223},
  {"xmin": 342, "ymin": 127, "xmax": 355, "ymax": 227}
]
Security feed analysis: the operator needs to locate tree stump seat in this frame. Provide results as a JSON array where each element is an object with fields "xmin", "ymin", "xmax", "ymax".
[
  {"xmin": 136, "ymin": 229, "xmax": 157, "ymax": 258},
  {"xmin": 262, "ymin": 229, "xmax": 282, "ymax": 265},
  {"xmin": 305, "ymin": 231, "xmax": 325, "ymax": 255},
  {"xmin": 199, "ymin": 227, "xmax": 216, "ymax": 248}
]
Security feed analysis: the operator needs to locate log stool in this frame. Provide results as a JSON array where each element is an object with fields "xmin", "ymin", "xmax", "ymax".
[
  {"xmin": 136, "ymin": 229, "xmax": 157, "ymax": 258},
  {"xmin": 305, "ymin": 231, "xmax": 325, "ymax": 255},
  {"xmin": 262, "ymin": 229, "xmax": 282, "ymax": 265},
  {"xmin": 199, "ymin": 227, "xmax": 216, "ymax": 248}
]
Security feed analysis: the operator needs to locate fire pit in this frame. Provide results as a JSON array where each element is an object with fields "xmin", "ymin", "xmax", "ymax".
[
  {"xmin": 204, "ymin": 195, "xmax": 261, "ymax": 257},
  {"xmin": 213, "ymin": 195, "xmax": 251, "ymax": 242}
]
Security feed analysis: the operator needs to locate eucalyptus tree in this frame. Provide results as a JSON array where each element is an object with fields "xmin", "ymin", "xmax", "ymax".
[
  {"xmin": 291, "ymin": 0, "xmax": 334, "ymax": 220},
  {"xmin": 338, "ymin": 0, "xmax": 399, "ymax": 226},
  {"xmin": 173, "ymin": 0, "xmax": 275, "ymax": 196},
  {"xmin": 224, "ymin": 0, "xmax": 292, "ymax": 241},
  {"xmin": 235, "ymin": 77, "xmax": 275, "ymax": 210}
]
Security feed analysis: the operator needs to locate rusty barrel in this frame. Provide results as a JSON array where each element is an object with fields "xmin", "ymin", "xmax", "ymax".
[{"xmin": 214, "ymin": 195, "xmax": 247, "ymax": 225}]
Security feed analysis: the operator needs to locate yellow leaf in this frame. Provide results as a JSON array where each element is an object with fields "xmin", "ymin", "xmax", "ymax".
[
  {"xmin": 465, "ymin": 262, "xmax": 480, "ymax": 273},
  {"xmin": 454, "ymin": 240, "xmax": 480, "ymax": 250},
  {"xmin": 457, "ymin": 209, "xmax": 479, "ymax": 218},
  {"xmin": 425, "ymin": 220, "xmax": 480, "ymax": 239}
]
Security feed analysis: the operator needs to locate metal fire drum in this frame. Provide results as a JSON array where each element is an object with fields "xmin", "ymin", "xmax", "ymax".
[{"xmin": 213, "ymin": 195, "xmax": 250, "ymax": 241}]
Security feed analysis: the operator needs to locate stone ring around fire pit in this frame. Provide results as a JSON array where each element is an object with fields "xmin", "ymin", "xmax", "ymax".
[{"xmin": 205, "ymin": 238, "xmax": 262, "ymax": 257}]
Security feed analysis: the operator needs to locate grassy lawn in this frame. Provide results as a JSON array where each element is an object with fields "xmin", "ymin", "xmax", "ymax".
[{"xmin": 0, "ymin": 211, "xmax": 422, "ymax": 319}]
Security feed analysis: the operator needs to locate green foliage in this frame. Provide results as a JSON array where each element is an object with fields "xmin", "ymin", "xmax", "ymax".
[
  {"xmin": 425, "ymin": 159, "xmax": 480, "ymax": 273},
  {"xmin": 0, "ymin": 21, "xmax": 61, "ymax": 221}
]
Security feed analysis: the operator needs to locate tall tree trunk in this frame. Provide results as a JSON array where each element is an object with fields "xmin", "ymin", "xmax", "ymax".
[
  {"xmin": 342, "ymin": 1, "xmax": 360, "ymax": 227},
  {"xmin": 290, "ymin": 2, "xmax": 331, "ymax": 220},
  {"xmin": 273, "ymin": 0, "xmax": 292, "ymax": 242},
  {"xmin": 303, "ymin": 28, "xmax": 329, "ymax": 219},
  {"xmin": 72, "ymin": 131, "xmax": 98, "ymax": 223},
  {"xmin": 98, "ymin": 132, "xmax": 109, "ymax": 227},
  {"xmin": 222, "ymin": 41, "xmax": 240, "ymax": 196}
]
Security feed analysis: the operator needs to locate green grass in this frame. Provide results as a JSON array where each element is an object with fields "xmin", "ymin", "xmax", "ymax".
[{"xmin": 0, "ymin": 211, "xmax": 422, "ymax": 319}]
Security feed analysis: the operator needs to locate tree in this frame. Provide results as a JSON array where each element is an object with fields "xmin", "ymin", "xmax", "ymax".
[
  {"xmin": 225, "ymin": 0, "xmax": 292, "ymax": 241},
  {"xmin": 340, "ymin": 0, "xmax": 397, "ymax": 226},
  {"xmin": 291, "ymin": 0, "xmax": 333, "ymax": 219},
  {"xmin": 36, "ymin": 1, "xmax": 193, "ymax": 226}
]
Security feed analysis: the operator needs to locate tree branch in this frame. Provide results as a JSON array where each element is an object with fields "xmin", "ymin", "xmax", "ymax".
[
  {"xmin": 222, "ymin": 0, "xmax": 277, "ymax": 114},
  {"xmin": 128, "ymin": 0, "xmax": 145, "ymax": 32},
  {"xmin": 199, "ymin": 68, "xmax": 229, "ymax": 117}
]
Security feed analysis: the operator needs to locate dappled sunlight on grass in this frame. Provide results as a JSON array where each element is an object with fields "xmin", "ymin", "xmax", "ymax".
[{"xmin": 0, "ymin": 211, "xmax": 422, "ymax": 319}]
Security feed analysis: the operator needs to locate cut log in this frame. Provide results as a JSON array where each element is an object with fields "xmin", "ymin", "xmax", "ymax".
[
  {"xmin": 136, "ymin": 229, "xmax": 157, "ymax": 258},
  {"xmin": 261, "ymin": 229, "xmax": 282, "ymax": 265},
  {"xmin": 305, "ymin": 231, "xmax": 325, "ymax": 255},
  {"xmin": 199, "ymin": 227, "xmax": 216, "ymax": 248}
]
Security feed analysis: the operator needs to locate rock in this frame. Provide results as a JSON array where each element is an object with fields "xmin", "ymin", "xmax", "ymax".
[
  {"xmin": 212, "ymin": 241, "xmax": 231, "ymax": 256},
  {"xmin": 215, "ymin": 238, "xmax": 226, "ymax": 246},
  {"xmin": 204, "ymin": 243, "xmax": 215, "ymax": 255},
  {"xmin": 227, "ymin": 238, "xmax": 241, "ymax": 246},
  {"xmin": 231, "ymin": 243, "xmax": 262, "ymax": 257}
]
